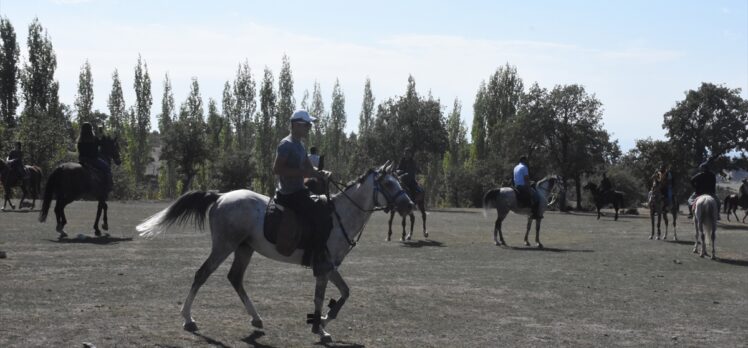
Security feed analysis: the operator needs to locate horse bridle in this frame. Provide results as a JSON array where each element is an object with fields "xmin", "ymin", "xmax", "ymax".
[{"xmin": 327, "ymin": 169, "xmax": 409, "ymax": 247}]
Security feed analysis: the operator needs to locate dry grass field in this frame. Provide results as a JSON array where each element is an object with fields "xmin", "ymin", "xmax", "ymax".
[{"xmin": 1, "ymin": 201, "xmax": 747, "ymax": 347}]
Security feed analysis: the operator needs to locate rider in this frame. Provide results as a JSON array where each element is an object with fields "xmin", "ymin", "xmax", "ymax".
[
  {"xmin": 397, "ymin": 147, "xmax": 423, "ymax": 195},
  {"xmin": 77, "ymin": 122, "xmax": 112, "ymax": 192},
  {"xmin": 689, "ymin": 159, "xmax": 719, "ymax": 220},
  {"xmin": 600, "ymin": 172, "xmax": 613, "ymax": 197},
  {"xmin": 273, "ymin": 109, "xmax": 333, "ymax": 276},
  {"xmin": 513, "ymin": 155, "xmax": 539, "ymax": 218},
  {"xmin": 6, "ymin": 141, "xmax": 28, "ymax": 185}
]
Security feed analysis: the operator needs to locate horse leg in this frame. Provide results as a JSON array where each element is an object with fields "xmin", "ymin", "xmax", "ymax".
[
  {"xmin": 401, "ymin": 215, "xmax": 407, "ymax": 241},
  {"xmin": 227, "ymin": 243, "xmax": 263, "ymax": 328},
  {"xmin": 101, "ymin": 201, "xmax": 109, "ymax": 231},
  {"xmin": 614, "ymin": 203, "xmax": 619, "ymax": 221},
  {"xmin": 311, "ymin": 274, "xmax": 333, "ymax": 342},
  {"xmin": 649, "ymin": 211, "xmax": 655, "ymax": 240},
  {"xmin": 534, "ymin": 218, "xmax": 543, "ymax": 248},
  {"xmin": 699, "ymin": 221, "xmax": 707, "ymax": 258},
  {"xmin": 742, "ymin": 210, "xmax": 748, "ymax": 223},
  {"xmin": 54, "ymin": 199, "xmax": 68, "ymax": 238},
  {"xmin": 692, "ymin": 217, "xmax": 700, "ymax": 254},
  {"xmin": 322, "ymin": 270, "xmax": 350, "ymax": 329},
  {"xmin": 406, "ymin": 212, "xmax": 415, "ymax": 240},
  {"xmin": 3, "ymin": 186, "xmax": 14, "ymax": 210},
  {"xmin": 386, "ymin": 211, "xmax": 395, "ymax": 241},
  {"xmin": 710, "ymin": 220, "xmax": 717, "ymax": 260},
  {"xmin": 596, "ymin": 206, "xmax": 601, "ymax": 220},
  {"xmin": 94, "ymin": 201, "xmax": 104, "ymax": 236},
  {"xmin": 419, "ymin": 201, "xmax": 428, "ymax": 238},
  {"xmin": 656, "ymin": 214, "xmax": 662, "ymax": 240},
  {"xmin": 493, "ymin": 214, "xmax": 506, "ymax": 246},
  {"xmin": 523, "ymin": 217, "xmax": 532, "ymax": 247},
  {"xmin": 662, "ymin": 212, "xmax": 669, "ymax": 240},
  {"xmin": 732, "ymin": 207, "xmax": 739, "ymax": 222},
  {"xmin": 182, "ymin": 246, "xmax": 234, "ymax": 332},
  {"xmin": 672, "ymin": 210, "xmax": 678, "ymax": 241}
]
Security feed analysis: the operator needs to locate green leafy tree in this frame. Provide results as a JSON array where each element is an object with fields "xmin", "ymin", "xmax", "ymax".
[
  {"xmin": 233, "ymin": 60, "xmax": 256, "ymax": 150},
  {"xmin": 221, "ymin": 81, "xmax": 235, "ymax": 151},
  {"xmin": 443, "ymin": 98, "xmax": 470, "ymax": 206},
  {"xmin": 74, "ymin": 60, "xmax": 95, "ymax": 124},
  {"xmin": 256, "ymin": 67, "xmax": 276, "ymax": 195},
  {"xmin": 163, "ymin": 78, "xmax": 208, "ymax": 193},
  {"xmin": 157, "ymin": 73, "xmax": 177, "ymax": 198},
  {"xmin": 470, "ymin": 81, "xmax": 487, "ymax": 163},
  {"xmin": 276, "ymin": 54, "xmax": 295, "ymax": 144},
  {"xmin": 663, "ymin": 82, "xmax": 748, "ymax": 170},
  {"xmin": 0, "ymin": 17, "xmax": 20, "ymax": 129},
  {"xmin": 107, "ymin": 69, "xmax": 126, "ymax": 140},
  {"xmin": 327, "ymin": 79, "xmax": 347, "ymax": 174},
  {"xmin": 18, "ymin": 18, "xmax": 66, "ymax": 173},
  {"xmin": 309, "ymin": 81, "xmax": 326, "ymax": 148},
  {"xmin": 131, "ymin": 55, "xmax": 152, "ymax": 184}
]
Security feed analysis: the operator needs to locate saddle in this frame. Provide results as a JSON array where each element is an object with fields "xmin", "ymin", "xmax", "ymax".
[{"xmin": 263, "ymin": 195, "xmax": 330, "ymax": 257}]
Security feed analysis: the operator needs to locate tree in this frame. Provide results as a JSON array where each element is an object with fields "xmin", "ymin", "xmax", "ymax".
[
  {"xmin": 0, "ymin": 17, "xmax": 20, "ymax": 129},
  {"xmin": 131, "ymin": 55, "xmax": 152, "ymax": 183},
  {"xmin": 309, "ymin": 81, "xmax": 326, "ymax": 148},
  {"xmin": 107, "ymin": 69, "xmax": 126, "ymax": 139},
  {"xmin": 663, "ymin": 82, "xmax": 748, "ymax": 170},
  {"xmin": 443, "ymin": 98, "xmax": 470, "ymax": 206},
  {"xmin": 256, "ymin": 67, "xmax": 276, "ymax": 195},
  {"xmin": 233, "ymin": 60, "xmax": 255, "ymax": 150},
  {"xmin": 545, "ymin": 84, "xmax": 614, "ymax": 210},
  {"xmin": 470, "ymin": 82, "xmax": 487, "ymax": 162},
  {"xmin": 327, "ymin": 79, "xmax": 346, "ymax": 173},
  {"xmin": 74, "ymin": 60, "xmax": 95, "ymax": 125},
  {"xmin": 221, "ymin": 80, "xmax": 235, "ymax": 151},
  {"xmin": 276, "ymin": 54, "xmax": 295, "ymax": 143},
  {"xmin": 163, "ymin": 78, "xmax": 208, "ymax": 193},
  {"xmin": 18, "ymin": 18, "xmax": 66, "ymax": 173},
  {"xmin": 157, "ymin": 73, "xmax": 177, "ymax": 198}
]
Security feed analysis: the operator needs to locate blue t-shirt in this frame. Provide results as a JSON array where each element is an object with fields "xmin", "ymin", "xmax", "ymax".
[
  {"xmin": 276, "ymin": 135, "xmax": 308, "ymax": 194},
  {"xmin": 513, "ymin": 163, "xmax": 529, "ymax": 186}
]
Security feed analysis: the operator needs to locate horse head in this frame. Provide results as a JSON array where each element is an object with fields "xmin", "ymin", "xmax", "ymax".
[
  {"xmin": 100, "ymin": 136, "xmax": 122, "ymax": 166},
  {"xmin": 372, "ymin": 160, "xmax": 414, "ymax": 216}
]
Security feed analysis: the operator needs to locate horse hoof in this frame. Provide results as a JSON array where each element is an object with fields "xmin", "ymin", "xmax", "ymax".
[
  {"xmin": 524, "ymin": 242, "xmax": 531, "ymax": 247},
  {"xmin": 424, "ymin": 231, "xmax": 429, "ymax": 238},
  {"xmin": 102, "ymin": 223, "xmax": 109, "ymax": 231},
  {"xmin": 406, "ymin": 235, "xmax": 412, "ymax": 241},
  {"xmin": 537, "ymin": 244, "xmax": 544, "ymax": 249},
  {"xmin": 320, "ymin": 334, "xmax": 333, "ymax": 343},
  {"xmin": 386, "ymin": 237, "xmax": 391, "ymax": 242},
  {"xmin": 494, "ymin": 241, "xmax": 501, "ymax": 246},
  {"xmin": 184, "ymin": 321, "xmax": 198, "ymax": 332},
  {"xmin": 58, "ymin": 231, "xmax": 68, "ymax": 239},
  {"xmin": 94, "ymin": 230, "xmax": 101, "ymax": 237},
  {"xmin": 251, "ymin": 319, "xmax": 264, "ymax": 328},
  {"xmin": 648, "ymin": 235, "xmax": 653, "ymax": 240},
  {"xmin": 711, "ymin": 255, "xmax": 717, "ymax": 260}
]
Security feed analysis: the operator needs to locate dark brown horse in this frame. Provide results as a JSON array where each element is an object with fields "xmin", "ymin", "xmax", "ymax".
[
  {"xmin": 387, "ymin": 187, "xmax": 427, "ymax": 241},
  {"xmin": 38, "ymin": 136, "xmax": 121, "ymax": 238},
  {"xmin": 723, "ymin": 179, "xmax": 748, "ymax": 222},
  {"xmin": 0, "ymin": 160, "xmax": 42, "ymax": 210},
  {"xmin": 582, "ymin": 182, "xmax": 625, "ymax": 220}
]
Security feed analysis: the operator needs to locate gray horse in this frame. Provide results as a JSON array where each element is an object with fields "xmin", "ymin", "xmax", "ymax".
[
  {"xmin": 693, "ymin": 194, "xmax": 719, "ymax": 259},
  {"xmin": 136, "ymin": 162, "xmax": 413, "ymax": 343},
  {"xmin": 482, "ymin": 175, "xmax": 561, "ymax": 248}
]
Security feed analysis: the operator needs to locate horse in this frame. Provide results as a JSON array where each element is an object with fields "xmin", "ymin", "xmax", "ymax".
[
  {"xmin": 482, "ymin": 175, "xmax": 562, "ymax": 248},
  {"xmin": 38, "ymin": 136, "xmax": 121, "ymax": 238},
  {"xmin": 0, "ymin": 160, "xmax": 42, "ymax": 210},
  {"xmin": 692, "ymin": 194, "xmax": 719, "ymax": 259},
  {"xmin": 582, "ymin": 182, "xmax": 625, "ymax": 220},
  {"xmin": 387, "ymin": 184, "xmax": 427, "ymax": 241},
  {"xmin": 647, "ymin": 178, "xmax": 678, "ymax": 240},
  {"xmin": 723, "ymin": 179, "xmax": 748, "ymax": 222},
  {"xmin": 135, "ymin": 162, "xmax": 414, "ymax": 343}
]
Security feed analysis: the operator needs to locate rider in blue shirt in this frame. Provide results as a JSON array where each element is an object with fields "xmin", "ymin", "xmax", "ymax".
[{"xmin": 513, "ymin": 156, "xmax": 539, "ymax": 218}]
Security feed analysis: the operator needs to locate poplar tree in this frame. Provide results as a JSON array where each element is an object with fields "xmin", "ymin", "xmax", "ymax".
[
  {"xmin": 309, "ymin": 81, "xmax": 325, "ymax": 149},
  {"xmin": 276, "ymin": 54, "xmax": 295, "ymax": 143},
  {"xmin": 157, "ymin": 73, "xmax": 177, "ymax": 198},
  {"xmin": 256, "ymin": 67, "xmax": 276, "ymax": 194},
  {"xmin": 74, "ymin": 60, "xmax": 94, "ymax": 124},
  {"xmin": 0, "ymin": 17, "xmax": 20, "ymax": 129},
  {"xmin": 107, "ymin": 69, "xmax": 126, "ymax": 139},
  {"xmin": 233, "ymin": 60, "xmax": 255, "ymax": 150},
  {"xmin": 327, "ymin": 78, "xmax": 346, "ymax": 172},
  {"xmin": 131, "ymin": 55, "xmax": 152, "ymax": 183}
]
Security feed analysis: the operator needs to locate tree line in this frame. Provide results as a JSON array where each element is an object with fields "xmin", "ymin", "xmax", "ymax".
[{"xmin": 1, "ymin": 18, "xmax": 746, "ymax": 208}]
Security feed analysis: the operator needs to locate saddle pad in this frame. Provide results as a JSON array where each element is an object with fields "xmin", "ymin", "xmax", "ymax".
[{"xmin": 263, "ymin": 201, "xmax": 305, "ymax": 257}]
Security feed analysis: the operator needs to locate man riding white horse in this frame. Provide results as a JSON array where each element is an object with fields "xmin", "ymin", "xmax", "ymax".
[
  {"xmin": 513, "ymin": 155, "xmax": 540, "ymax": 219},
  {"xmin": 689, "ymin": 159, "xmax": 720, "ymax": 220},
  {"xmin": 273, "ymin": 109, "xmax": 334, "ymax": 276}
]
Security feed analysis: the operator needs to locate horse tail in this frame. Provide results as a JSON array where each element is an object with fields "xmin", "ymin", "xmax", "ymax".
[
  {"xmin": 482, "ymin": 188, "xmax": 501, "ymax": 218},
  {"xmin": 137, "ymin": 190, "xmax": 221, "ymax": 238},
  {"xmin": 38, "ymin": 166, "xmax": 60, "ymax": 223}
]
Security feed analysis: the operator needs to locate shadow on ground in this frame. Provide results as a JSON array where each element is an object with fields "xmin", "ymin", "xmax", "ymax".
[
  {"xmin": 241, "ymin": 330, "xmax": 276, "ymax": 348},
  {"xmin": 48, "ymin": 236, "xmax": 133, "ymax": 245},
  {"xmin": 665, "ymin": 240, "xmax": 694, "ymax": 245},
  {"xmin": 504, "ymin": 246, "xmax": 594, "ymax": 253},
  {"xmin": 716, "ymin": 257, "xmax": 748, "ymax": 267},
  {"xmin": 400, "ymin": 239, "xmax": 444, "ymax": 248}
]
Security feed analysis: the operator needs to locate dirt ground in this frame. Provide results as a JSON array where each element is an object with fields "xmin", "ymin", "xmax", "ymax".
[{"xmin": 1, "ymin": 200, "xmax": 747, "ymax": 347}]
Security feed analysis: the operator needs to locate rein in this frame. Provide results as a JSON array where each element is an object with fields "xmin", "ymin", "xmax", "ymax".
[{"xmin": 326, "ymin": 171, "xmax": 406, "ymax": 247}]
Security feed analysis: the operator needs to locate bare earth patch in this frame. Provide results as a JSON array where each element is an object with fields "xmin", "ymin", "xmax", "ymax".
[{"xmin": 1, "ymin": 201, "xmax": 747, "ymax": 347}]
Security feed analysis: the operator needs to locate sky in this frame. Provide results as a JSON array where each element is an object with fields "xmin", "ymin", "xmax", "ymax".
[{"xmin": 2, "ymin": 0, "xmax": 747, "ymax": 151}]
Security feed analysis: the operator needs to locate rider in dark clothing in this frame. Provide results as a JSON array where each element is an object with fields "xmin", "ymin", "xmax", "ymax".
[
  {"xmin": 397, "ymin": 147, "xmax": 422, "ymax": 194},
  {"xmin": 600, "ymin": 173, "xmax": 613, "ymax": 195},
  {"xmin": 6, "ymin": 142, "xmax": 27, "ymax": 183},
  {"xmin": 77, "ymin": 123, "xmax": 112, "ymax": 192}
]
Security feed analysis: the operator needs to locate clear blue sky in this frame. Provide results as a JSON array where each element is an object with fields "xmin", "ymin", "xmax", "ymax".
[{"xmin": 3, "ymin": 0, "xmax": 747, "ymax": 150}]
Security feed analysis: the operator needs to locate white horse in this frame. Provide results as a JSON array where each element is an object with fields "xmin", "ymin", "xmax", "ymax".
[
  {"xmin": 136, "ymin": 162, "xmax": 413, "ymax": 342},
  {"xmin": 482, "ymin": 175, "xmax": 562, "ymax": 247},
  {"xmin": 693, "ymin": 194, "xmax": 719, "ymax": 259}
]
